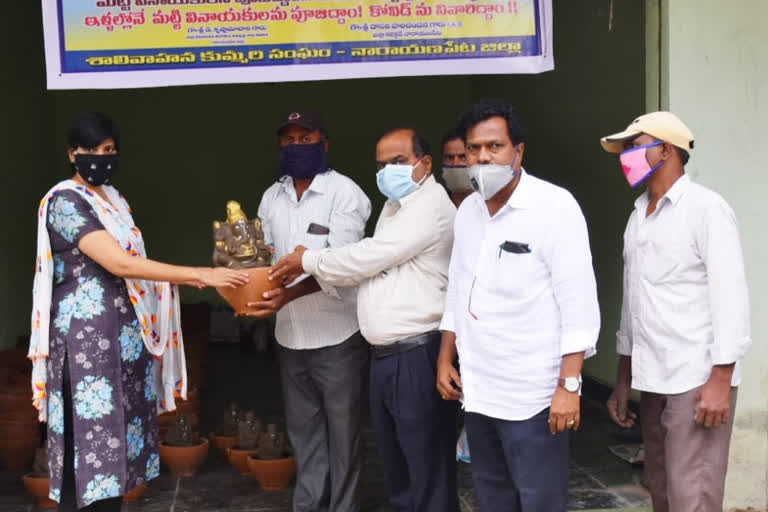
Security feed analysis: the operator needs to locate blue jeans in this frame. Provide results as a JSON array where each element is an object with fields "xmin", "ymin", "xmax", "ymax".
[{"xmin": 464, "ymin": 409, "xmax": 569, "ymax": 512}]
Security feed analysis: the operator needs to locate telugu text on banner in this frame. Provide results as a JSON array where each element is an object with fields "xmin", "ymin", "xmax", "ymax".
[{"xmin": 42, "ymin": 0, "xmax": 553, "ymax": 89}]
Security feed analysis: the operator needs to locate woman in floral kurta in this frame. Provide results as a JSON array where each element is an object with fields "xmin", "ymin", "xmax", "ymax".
[
  {"xmin": 35, "ymin": 112, "xmax": 249, "ymax": 511},
  {"xmin": 46, "ymin": 190, "xmax": 160, "ymax": 510}
]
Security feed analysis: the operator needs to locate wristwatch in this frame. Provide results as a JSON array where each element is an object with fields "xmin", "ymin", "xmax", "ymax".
[{"xmin": 559, "ymin": 376, "xmax": 582, "ymax": 393}]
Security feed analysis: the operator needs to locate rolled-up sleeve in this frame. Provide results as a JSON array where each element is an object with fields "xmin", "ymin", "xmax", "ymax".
[
  {"xmin": 700, "ymin": 199, "xmax": 752, "ymax": 364},
  {"xmin": 439, "ymin": 218, "xmax": 461, "ymax": 333},
  {"xmin": 548, "ymin": 195, "xmax": 601, "ymax": 358},
  {"xmin": 616, "ymin": 259, "xmax": 633, "ymax": 357}
]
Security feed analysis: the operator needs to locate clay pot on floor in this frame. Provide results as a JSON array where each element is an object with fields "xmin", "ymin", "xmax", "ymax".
[
  {"xmin": 247, "ymin": 455, "xmax": 297, "ymax": 491},
  {"xmin": 225, "ymin": 446, "xmax": 259, "ymax": 476},
  {"xmin": 210, "ymin": 433, "xmax": 238, "ymax": 454},
  {"xmin": 158, "ymin": 438, "xmax": 209, "ymax": 478},
  {"xmin": 22, "ymin": 474, "xmax": 57, "ymax": 509},
  {"xmin": 216, "ymin": 267, "xmax": 278, "ymax": 316},
  {"xmin": 123, "ymin": 482, "xmax": 149, "ymax": 503}
]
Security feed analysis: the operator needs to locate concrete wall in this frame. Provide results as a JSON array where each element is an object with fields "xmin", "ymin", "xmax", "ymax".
[{"xmin": 659, "ymin": 0, "xmax": 768, "ymax": 508}]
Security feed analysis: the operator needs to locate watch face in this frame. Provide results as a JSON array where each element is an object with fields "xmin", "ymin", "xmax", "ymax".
[{"xmin": 564, "ymin": 378, "xmax": 580, "ymax": 392}]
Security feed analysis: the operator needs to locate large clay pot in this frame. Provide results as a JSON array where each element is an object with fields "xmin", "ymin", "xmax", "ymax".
[
  {"xmin": 225, "ymin": 446, "xmax": 259, "ymax": 476},
  {"xmin": 216, "ymin": 267, "xmax": 278, "ymax": 316},
  {"xmin": 22, "ymin": 474, "xmax": 57, "ymax": 509},
  {"xmin": 123, "ymin": 482, "xmax": 149, "ymax": 504},
  {"xmin": 247, "ymin": 455, "xmax": 297, "ymax": 491},
  {"xmin": 158, "ymin": 438, "xmax": 209, "ymax": 478},
  {"xmin": 210, "ymin": 433, "xmax": 238, "ymax": 454}
]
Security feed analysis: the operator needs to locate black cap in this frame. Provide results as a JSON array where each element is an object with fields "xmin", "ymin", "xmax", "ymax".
[{"xmin": 276, "ymin": 111, "xmax": 327, "ymax": 136}]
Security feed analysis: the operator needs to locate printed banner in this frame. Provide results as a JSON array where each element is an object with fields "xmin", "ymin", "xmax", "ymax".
[{"xmin": 42, "ymin": 0, "xmax": 553, "ymax": 89}]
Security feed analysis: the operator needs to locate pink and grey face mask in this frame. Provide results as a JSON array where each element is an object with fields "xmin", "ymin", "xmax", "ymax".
[{"xmin": 619, "ymin": 140, "xmax": 664, "ymax": 188}]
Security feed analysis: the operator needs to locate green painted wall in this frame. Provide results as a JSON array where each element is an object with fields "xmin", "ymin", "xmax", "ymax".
[{"xmin": 2, "ymin": 1, "xmax": 646, "ymax": 387}]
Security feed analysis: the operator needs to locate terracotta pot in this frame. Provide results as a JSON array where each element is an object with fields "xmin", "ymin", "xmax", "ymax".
[
  {"xmin": 210, "ymin": 433, "xmax": 238, "ymax": 453},
  {"xmin": 247, "ymin": 455, "xmax": 297, "ymax": 491},
  {"xmin": 158, "ymin": 438, "xmax": 209, "ymax": 477},
  {"xmin": 216, "ymin": 267, "xmax": 278, "ymax": 316},
  {"xmin": 22, "ymin": 474, "xmax": 57, "ymax": 509},
  {"xmin": 123, "ymin": 482, "xmax": 149, "ymax": 504},
  {"xmin": 225, "ymin": 446, "xmax": 260, "ymax": 475}
]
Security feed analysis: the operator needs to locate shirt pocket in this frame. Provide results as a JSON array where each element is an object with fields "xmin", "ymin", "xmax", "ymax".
[
  {"xmin": 640, "ymin": 240, "xmax": 685, "ymax": 284},
  {"xmin": 490, "ymin": 251, "xmax": 538, "ymax": 298},
  {"xmin": 300, "ymin": 227, "xmax": 330, "ymax": 251}
]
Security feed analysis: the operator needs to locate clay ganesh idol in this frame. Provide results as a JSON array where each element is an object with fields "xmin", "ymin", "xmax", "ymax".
[{"xmin": 212, "ymin": 201, "xmax": 278, "ymax": 314}]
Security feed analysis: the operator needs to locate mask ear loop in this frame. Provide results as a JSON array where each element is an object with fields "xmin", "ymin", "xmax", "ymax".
[{"xmin": 413, "ymin": 158, "xmax": 429, "ymax": 186}]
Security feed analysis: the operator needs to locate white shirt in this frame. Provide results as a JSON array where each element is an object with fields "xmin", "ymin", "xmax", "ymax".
[
  {"xmin": 258, "ymin": 170, "xmax": 371, "ymax": 350},
  {"xmin": 440, "ymin": 170, "xmax": 601, "ymax": 421},
  {"xmin": 617, "ymin": 174, "xmax": 751, "ymax": 394},
  {"xmin": 303, "ymin": 176, "xmax": 455, "ymax": 345}
]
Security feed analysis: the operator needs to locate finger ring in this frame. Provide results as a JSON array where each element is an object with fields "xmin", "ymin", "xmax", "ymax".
[{"xmin": 567, "ymin": 419, "xmax": 576, "ymax": 426}]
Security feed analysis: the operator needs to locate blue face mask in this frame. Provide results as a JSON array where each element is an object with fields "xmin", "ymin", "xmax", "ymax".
[{"xmin": 376, "ymin": 159, "xmax": 426, "ymax": 201}]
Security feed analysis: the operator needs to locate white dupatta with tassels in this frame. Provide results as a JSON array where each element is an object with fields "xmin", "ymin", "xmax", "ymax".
[{"xmin": 29, "ymin": 180, "xmax": 187, "ymax": 422}]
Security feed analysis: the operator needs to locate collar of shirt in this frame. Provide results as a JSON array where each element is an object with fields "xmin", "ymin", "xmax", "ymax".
[
  {"xmin": 278, "ymin": 169, "xmax": 331, "ymax": 201},
  {"xmin": 634, "ymin": 172, "xmax": 691, "ymax": 212}
]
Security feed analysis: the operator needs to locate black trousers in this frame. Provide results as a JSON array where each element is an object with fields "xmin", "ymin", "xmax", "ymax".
[
  {"xmin": 58, "ymin": 359, "xmax": 122, "ymax": 512},
  {"xmin": 369, "ymin": 334, "xmax": 459, "ymax": 512}
]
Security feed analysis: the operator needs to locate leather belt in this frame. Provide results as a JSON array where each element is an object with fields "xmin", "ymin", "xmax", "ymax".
[{"xmin": 371, "ymin": 331, "xmax": 440, "ymax": 359}]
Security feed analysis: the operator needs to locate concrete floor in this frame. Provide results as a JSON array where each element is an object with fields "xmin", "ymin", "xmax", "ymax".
[{"xmin": 1, "ymin": 341, "xmax": 651, "ymax": 511}]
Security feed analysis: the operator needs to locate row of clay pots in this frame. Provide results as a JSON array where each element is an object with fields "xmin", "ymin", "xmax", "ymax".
[
  {"xmin": 22, "ymin": 475, "xmax": 148, "ymax": 510},
  {"xmin": 214, "ymin": 435, "xmax": 297, "ymax": 491}
]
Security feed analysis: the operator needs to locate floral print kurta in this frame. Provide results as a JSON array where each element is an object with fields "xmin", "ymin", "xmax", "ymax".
[{"xmin": 45, "ymin": 190, "xmax": 160, "ymax": 508}]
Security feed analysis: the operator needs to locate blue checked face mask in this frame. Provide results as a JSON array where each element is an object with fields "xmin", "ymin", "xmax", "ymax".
[{"xmin": 376, "ymin": 159, "xmax": 426, "ymax": 201}]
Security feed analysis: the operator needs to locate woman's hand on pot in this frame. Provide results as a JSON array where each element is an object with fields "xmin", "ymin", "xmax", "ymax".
[{"xmin": 197, "ymin": 267, "xmax": 249, "ymax": 289}]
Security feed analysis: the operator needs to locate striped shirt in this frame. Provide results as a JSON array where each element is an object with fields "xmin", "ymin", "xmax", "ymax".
[{"xmin": 257, "ymin": 170, "xmax": 372, "ymax": 350}]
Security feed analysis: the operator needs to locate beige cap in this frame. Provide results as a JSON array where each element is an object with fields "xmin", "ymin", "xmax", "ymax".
[{"xmin": 600, "ymin": 111, "xmax": 695, "ymax": 153}]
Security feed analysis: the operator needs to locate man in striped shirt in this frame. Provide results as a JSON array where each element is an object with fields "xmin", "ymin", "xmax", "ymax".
[{"xmin": 247, "ymin": 111, "xmax": 372, "ymax": 512}]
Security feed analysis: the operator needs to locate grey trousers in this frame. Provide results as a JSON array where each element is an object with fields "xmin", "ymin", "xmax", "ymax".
[
  {"xmin": 279, "ymin": 332, "xmax": 369, "ymax": 512},
  {"xmin": 640, "ymin": 386, "xmax": 738, "ymax": 512}
]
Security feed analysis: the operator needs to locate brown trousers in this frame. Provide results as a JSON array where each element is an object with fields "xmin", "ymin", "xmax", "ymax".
[{"xmin": 640, "ymin": 386, "xmax": 737, "ymax": 512}]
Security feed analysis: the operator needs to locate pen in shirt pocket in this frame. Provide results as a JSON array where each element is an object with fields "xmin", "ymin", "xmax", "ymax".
[{"xmin": 498, "ymin": 241, "xmax": 531, "ymax": 258}]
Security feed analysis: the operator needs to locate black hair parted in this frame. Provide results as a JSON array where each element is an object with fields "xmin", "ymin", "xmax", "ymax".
[
  {"xmin": 440, "ymin": 127, "xmax": 465, "ymax": 149},
  {"xmin": 458, "ymin": 99, "xmax": 527, "ymax": 145},
  {"xmin": 67, "ymin": 112, "xmax": 120, "ymax": 151},
  {"xmin": 378, "ymin": 127, "xmax": 432, "ymax": 158}
]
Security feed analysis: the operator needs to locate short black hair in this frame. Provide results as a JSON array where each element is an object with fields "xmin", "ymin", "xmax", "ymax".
[
  {"xmin": 378, "ymin": 127, "xmax": 431, "ymax": 158},
  {"xmin": 67, "ymin": 112, "xmax": 120, "ymax": 151},
  {"xmin": 458, "ymin": 99, "xmax": 527, "ymax": 145},
  {"xmin": 440, "ymin": 127, "xmax": 464, "ymax": 149},
  {"xmin": 676, "ymin": 147, "xmax": 690, "ymax": 165}
]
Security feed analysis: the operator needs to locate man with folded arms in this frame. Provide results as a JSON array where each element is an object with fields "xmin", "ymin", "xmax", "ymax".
[
  {"xmin": 602, "ymin": 112, "xmax": 751, "ymax": 512},
  {"xmin": 270, "ymin": 127, "xmax": 459, "ymax": 512}
]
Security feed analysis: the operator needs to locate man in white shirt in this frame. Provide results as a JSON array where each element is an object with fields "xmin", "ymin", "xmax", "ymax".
[
  {"xmin": 437, "ymin": 100, "xmax": 601, "ymax": 511},
  {"xmin": 270, "ymin": 128, "xmax": 460, "ymax": 512},
  {"xmin": 440, "ymin": 128, "xmax": 472, "ymax": 207},
  {"xmin": 602, "ymin": 112, "xmax": 751, "ymax": 512},
  {"xmin": 246, "ymin": 111, "xmax": 372, "ymax": 512}
]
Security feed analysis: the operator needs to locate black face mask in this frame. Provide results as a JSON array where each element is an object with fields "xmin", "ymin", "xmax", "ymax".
[
  {"xmin": 279, "ymin": 142, "xmax": 328, "ymax": 180},
  {"xmin": 73, "ymin": 154, "xmax": 119, "ymax": 186}
]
